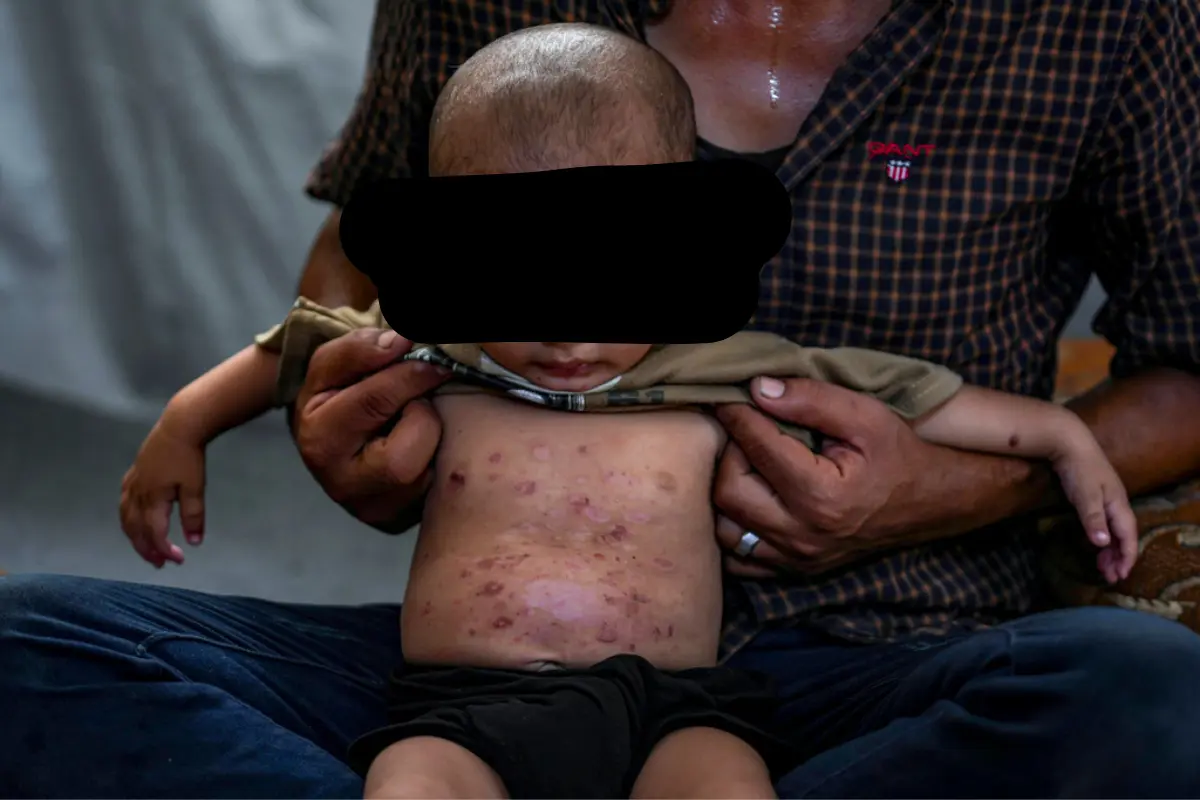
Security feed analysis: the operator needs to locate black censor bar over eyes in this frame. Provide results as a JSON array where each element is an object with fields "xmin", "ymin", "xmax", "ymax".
[{"xmin": 338, "ymin": 160, "xmax": 792, "ymax": 344}]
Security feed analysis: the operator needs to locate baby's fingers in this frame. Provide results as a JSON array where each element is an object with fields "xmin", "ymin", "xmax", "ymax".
[
  {"xmin": 1097, "ymin": 547, "xmax": 1120, "ymax": 585},
  {"xmin": 1107, "ymin": 496, "xmax": 1139, "ymax": 581},
  {"xmin": 1073, "ymin": 490, "xmax": 1112, "ymax": 551},
  {"xmin": 178, "ymin": 486, "xmax": 206, "ymax": 547},
  {"xmin": 129, "ymin": 513, "xmax": 166, "ymax": 568},
  {"xmin": 120, "ymin": 492, "xmax": 164, "ymax": 567},
  {"xmin": 144, "ymin": 497, "xmax": 185, "ymax": 565}
]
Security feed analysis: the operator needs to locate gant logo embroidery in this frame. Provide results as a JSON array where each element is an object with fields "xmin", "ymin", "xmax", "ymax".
[{"xmin": 867, "ymin": 141, "xmax": 935, "ymax": 183}]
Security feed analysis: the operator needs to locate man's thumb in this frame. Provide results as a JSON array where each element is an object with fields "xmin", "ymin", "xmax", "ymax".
[{"xmin": 749, "ymin": 376, "xmax": 865, "ymax": 442}]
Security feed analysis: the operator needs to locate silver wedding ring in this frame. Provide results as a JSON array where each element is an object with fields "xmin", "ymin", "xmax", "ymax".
[{"xmin": 734, "ymin": 531, "xmax": 762, "ymax": 558}]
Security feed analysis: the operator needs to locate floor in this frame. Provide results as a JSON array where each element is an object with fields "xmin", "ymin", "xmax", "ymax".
[{"xmin": 0, "ymin": 380, "xmax": 417, "ymax": 605}]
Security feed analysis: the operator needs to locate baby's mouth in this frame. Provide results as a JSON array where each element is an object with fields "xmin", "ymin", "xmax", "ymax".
[{"xmin": 535, "ymin": 361, "xmax": 595, "ymax": 379}]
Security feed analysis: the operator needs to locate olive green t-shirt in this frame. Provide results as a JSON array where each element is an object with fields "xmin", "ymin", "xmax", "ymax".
[{"xmin": 256, "ymin": 297, "xmax": 963, "ymax": 448}]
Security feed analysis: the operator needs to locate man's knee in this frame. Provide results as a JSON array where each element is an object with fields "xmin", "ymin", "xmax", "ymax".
[
  {"xmin": 1013, "ymin": 606, "xmax": 1200, "ymax": 691},
  {"xmin": 0, "ymin": 573, "xmax": 137, "ymax": 684},
  {"xmin": 1013, "ymin": 607, "xmax": 1200, "ymax": 781},
  {"xmin": 0, "ymin": 573, "xmax": 86, "ymax": 632},
  {"xmin": 0, "ymin": 573, "xmax": 117, "ymax": 626}
]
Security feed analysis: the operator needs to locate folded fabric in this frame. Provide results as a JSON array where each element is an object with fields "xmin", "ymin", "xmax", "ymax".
[{"xmin": 256, "ymin": 297, "xmax": 964, "ymax": 449}]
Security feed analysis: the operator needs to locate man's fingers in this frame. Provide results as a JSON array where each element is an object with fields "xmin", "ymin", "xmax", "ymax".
[
  {"xmin": 746, "ymin": 377, "xmax": 882, "ymax": 449},
  {"xmin": 303, "ymin": 328, "xmax": 414, "ymax": 397},
  {"xmin": 715, "ymin": 404, "xmax": 829, "ymax": 506},
  {"xmin": 713, "ymin": 513, "xmax": 819, "ymax": 571},
  {"xmin": 714, "ymin": 514, "xmax": 783, "ymax": 561},
  {"xmin": 712, "ymin": 443, "xmax": 804, "ymax": 538},
  {"xmin": 371, "ymin": 398, "xmax": 444, "ymax": 486},
  {"xmin": 722, "ymin": 554, "xmax": 784, "ymax": 579},
  {"xmin": 305, "ymin": 360, "xmax": 450, "ymax": 454}
]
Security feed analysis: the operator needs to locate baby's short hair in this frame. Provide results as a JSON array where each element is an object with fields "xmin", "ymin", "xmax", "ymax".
[{"xmin": 429, "ymin": 23, "xmax": 695, "ymax": 175}]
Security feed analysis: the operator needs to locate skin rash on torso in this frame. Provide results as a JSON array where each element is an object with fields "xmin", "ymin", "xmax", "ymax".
[
  {"xmin": 401, "ymin": 394, "xmax": 730, "ymax": 672},
  {"xmin": 402, "ymin": 1, "xmax": 899, "ymax": 673}
]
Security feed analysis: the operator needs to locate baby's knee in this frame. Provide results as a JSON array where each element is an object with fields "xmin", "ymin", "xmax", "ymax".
[
  {"xmin": 363, "ymin": 737, "xmax": 506, "ymax": 800},
  {"xmin": 364, "ymin": 770, "xmax": 466, "ymax": 800},
  {"xmin": 633, "ymin": 727, "xmax": 776, "ymax": 799}
]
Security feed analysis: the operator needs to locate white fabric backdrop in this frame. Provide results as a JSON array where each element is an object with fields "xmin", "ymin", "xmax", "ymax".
[{"xmin": 0, "ymin": 0, "xmax": 375, "ymax": 420}]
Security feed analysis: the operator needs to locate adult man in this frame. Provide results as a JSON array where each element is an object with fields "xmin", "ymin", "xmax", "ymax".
[{"xmin": 2, "ymin": 0, "xmax": 1199, "ymax": 797}]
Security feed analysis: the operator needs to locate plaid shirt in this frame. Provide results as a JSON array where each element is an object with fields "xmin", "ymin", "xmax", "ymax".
[{"xmin": 306, "ymin": 0, "xmax": 1200, "ymax": 657}]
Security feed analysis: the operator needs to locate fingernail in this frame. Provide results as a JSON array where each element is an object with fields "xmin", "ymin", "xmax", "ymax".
[
  {"xmin": 186, "ymin": 534, "xmax": 202, "ymax": 546},
  {"xmin": 757, "ymin": 377, "xmax": 785, "ymax": 399},
  {"xmin": 1093, "ymin": 530, "xmax": 1110, "ymax": 546},
  {"xmin": 377, "ymin": 330, "xmax": 398, "ymax": 349}
]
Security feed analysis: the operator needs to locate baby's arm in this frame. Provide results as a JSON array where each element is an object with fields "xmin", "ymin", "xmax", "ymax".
[
  {"xmin": 160, "ymin": 344, "xmax": 282, "ymax": 445},
  {"xmin": 912, "ymin": 386, "xmax": 1137, "ymax": 582},
  {"xmin": 119, "ymin": 345, "xmax": 280, "ymax": 567}
]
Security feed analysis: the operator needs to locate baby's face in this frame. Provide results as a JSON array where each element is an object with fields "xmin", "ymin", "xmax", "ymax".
[{"xmin": 479, "ymin": 342, "xmax": 653, "ymax": 391}]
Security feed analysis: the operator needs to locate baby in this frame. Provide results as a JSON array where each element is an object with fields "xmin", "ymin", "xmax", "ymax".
[{"xmin": 120, "ymin": 23, "xmax": 1137, "ymax": 800}]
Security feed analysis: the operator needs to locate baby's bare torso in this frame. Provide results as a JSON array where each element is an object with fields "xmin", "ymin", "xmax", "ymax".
[{"xmin": 401, "ymin": 393, "xmax": 728, "ymax": 671}]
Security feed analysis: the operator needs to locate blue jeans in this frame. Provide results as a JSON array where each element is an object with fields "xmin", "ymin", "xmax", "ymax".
[{"xmin": 2, "ymin": 573, "xmax": 1199, "ymax": 798}]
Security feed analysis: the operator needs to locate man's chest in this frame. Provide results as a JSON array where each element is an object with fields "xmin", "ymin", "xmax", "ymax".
[
  {"xmin": 719, "ymin": 1, "xmax": 1130, "ymax": 384},
  {"xmin": 419, "ymin": 1, "xmax": 1134, "ymax": 386}
]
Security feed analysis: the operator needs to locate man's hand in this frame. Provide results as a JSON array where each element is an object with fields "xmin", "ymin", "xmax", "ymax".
[
  {"xmin": 712, "ymin": 376, "xmax": 963, "ymax": 577},
  {"xmin": 293, "ymin": 328, "xmax": 451, "ymax": 532}
]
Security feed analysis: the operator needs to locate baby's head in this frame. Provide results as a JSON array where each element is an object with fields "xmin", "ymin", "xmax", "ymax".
[
  {"xmin": 428, "ymin": 23, "xmax": 696, "ymax": 175},
  {"xmin": 430, "ymin": 24, "xmax": 690, "ymax": 390}
]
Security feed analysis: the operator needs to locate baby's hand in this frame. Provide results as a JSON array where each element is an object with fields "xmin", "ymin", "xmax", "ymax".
[
  {"xmin": 119, "ymin": 418, "xmax": 207, "ymax": 568},
  {"xmin": 1052, "ymin": 439, "xmax": 1138, "ymax": 584}
]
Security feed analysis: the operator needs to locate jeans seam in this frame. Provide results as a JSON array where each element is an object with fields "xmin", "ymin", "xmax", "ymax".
[
  {"xmin": 274, "ymin": 618, "xmax": 376, "ymax": 643},
  {"xmin": 136, "ymin": 632, "xmax": 387, "ymax": 691}
]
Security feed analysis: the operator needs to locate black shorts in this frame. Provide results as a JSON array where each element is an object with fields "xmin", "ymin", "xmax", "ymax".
[{"xmin": 348, "ymin": 654, "xmax": 791, "ymax": 798}]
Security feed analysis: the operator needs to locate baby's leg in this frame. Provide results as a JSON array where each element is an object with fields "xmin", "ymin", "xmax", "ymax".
[
  {"xmin": 364, "ymin": 736, "xmax": 508, "ymax": 799},
  {"xmin": 631, "ymin": 726, "xmax": 776, "ymax": 799}
]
